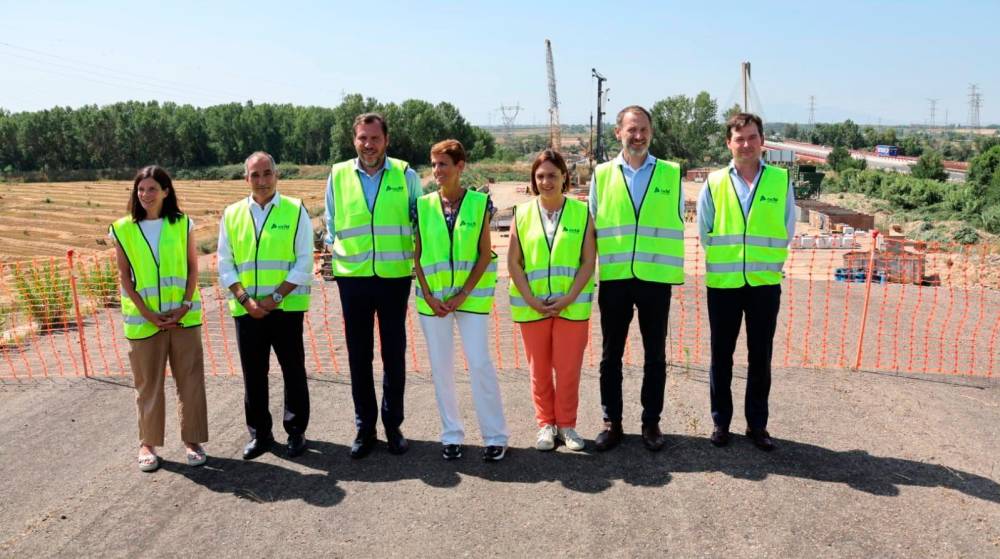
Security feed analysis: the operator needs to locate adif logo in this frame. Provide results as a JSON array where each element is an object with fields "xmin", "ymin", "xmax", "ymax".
[
  {"xmin": 758, "ymin": 194, "xmax": 779, "ymax": 203},
  {"xmin": 653, "ymin": 187, "xmax": 672, "ymax": 194},
  {"xmin": 384, "ymin": 184, "xmax": 404, "ymax": 192},
  {"xmin": 562, "ymin": 226, "xmax": 581, "ymax": 234},
  {"xmin": 270, "ymin": 223, "xmax": 291, "ymax": 230},
  {"xmin": 459, "ymin": 219, "xmax": 476, "ymax": 228}
]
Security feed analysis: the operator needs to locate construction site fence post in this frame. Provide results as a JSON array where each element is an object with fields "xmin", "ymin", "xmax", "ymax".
[
  {"xmin": 853, "ymin": 230, "xmax": 880, "ymax": 370},
  {"xmin": 66, "ymin": 249, "xmax": 91, "ymax": 378}
]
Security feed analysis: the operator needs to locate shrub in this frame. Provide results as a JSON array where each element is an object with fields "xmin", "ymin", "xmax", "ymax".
[
  {"xmin": 980, "ymin": 205, "xmax": 1000, "ymax": 234},
  {"xmin": 80, "ymin": 258, "xmax": 120, "ymax": 308},
  {"xmin": 13, "ymin": 261, "xmax": 72, "ymax": 330},
  {"xmin": 953, "ymin": 226, "xmax": 980, "ymax": 244}
]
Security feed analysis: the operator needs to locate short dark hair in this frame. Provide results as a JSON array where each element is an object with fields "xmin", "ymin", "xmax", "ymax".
[
  {"xmin": 529, "ymin": 149, "xmax": 570, "ymax": 195},
  {"xmin": 244, "ymin": 151, "xmax": 276, "ymax": 177},
  {"xmin": 616, "ymin": 105, "xmax": 652, "ymax": 128},
  {"xmin": 128, "ymin": 165, "xmax": 182, "ymax": 224},
  {"xmin": 430, "ymin": 139, "xmax": 467, "ymax": 165},
  {"xmin": 353, "ymin": 112, "xmax": 388, "ymax": 136},
  {"xmin": 726, "ymin": 112, "xmax": 764, "ymax": 141}
]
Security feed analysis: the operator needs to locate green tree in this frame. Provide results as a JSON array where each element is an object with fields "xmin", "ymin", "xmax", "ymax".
[
  {"xmin": 826, "ymin": 146, "xmax": 853, "ymax": 171},
  {"xmin": 910, "ymin": 150, "xmax": 948, "ymax": 181},
  {"xmin": 966, "ymin": 145, "xmax": 1000, "ymax": 212}
]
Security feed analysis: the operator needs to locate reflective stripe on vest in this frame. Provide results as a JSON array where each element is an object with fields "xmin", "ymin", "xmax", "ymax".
[
  {"xmin": 329, "ymin": 157, "xmax": 414, "ymax": 278},
  {"xmin": 223, "ymin": 195, "xmax": 311, "ymax": 316},
  {"xmin": 593, "ymin": 158, "xmax": 685, "ymax": 283},
  {"xmin": 704, "ymin": 165, "xmax": 789, "ymax": 288},
  {"xmin": 110, "ymin": 215, "xmax": 202, "ymax": 340},
  {"xmin": 415, "ymin": 189, "xmax": 496, "ymax": 315},
  {"xmin": 509, "ymin": 197, "xmax": 594, "ymax": 322}
]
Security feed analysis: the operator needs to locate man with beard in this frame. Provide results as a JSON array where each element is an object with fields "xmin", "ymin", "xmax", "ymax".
[
  {"xmin": 588, "ymin": 105, "xmax": 685, "ymax": 452},
  {"xmin": 325, "ymin": 113, "xmax": 421, "ymax": 459}
]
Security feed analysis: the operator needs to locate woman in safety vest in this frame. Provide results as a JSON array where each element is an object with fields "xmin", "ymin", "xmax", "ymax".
[
  {"xmin": 110, "ymin": 166, "xmax": 208, "ymax": 472},
  {"xmin": 507, "ymin": 149, "xmax": 596, "ymax": 452},
  {"xmin": 414, "ymin": 139, "xmax": 509, "ymax": 461}
]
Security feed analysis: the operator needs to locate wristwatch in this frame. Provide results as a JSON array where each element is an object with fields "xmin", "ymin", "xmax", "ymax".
[
  {"xmin": 271, "ymin": 292, "xmax": 284, "ymax": 304},
  {"xmin": 181, "ymin": 300, "xmax": 193, "ymax": 309}
]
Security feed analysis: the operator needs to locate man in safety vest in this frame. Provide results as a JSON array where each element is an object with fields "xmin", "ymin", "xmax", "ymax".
[
  {"xmin": 589, "ymin": 105, "xmax": 685, "ymax": 452},
  {"xmin": 697, "ymin": 113, "xmax": 795, "ymax": 452},
  {"xmin": 218, "ymin": 151, "xmax": 315, "ymax": 460},
  {"xmin": 324, "ymin": 113, "xmax": 422, "ymax": 459}
]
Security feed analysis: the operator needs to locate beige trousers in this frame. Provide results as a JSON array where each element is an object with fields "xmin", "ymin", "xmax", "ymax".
[{"xmin": 127, "ymin": 326, "xmax": 209, "ymax": 446}]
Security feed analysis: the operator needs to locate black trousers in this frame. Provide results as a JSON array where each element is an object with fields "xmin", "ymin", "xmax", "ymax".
[
  {"xmin": 598, "ymin": 278, "xmax": 672, "ymax": 426},
  {"xmin": 234, "ymin": 310, "xmax": 310, "ymax": 440},
  {"xmin": 707, "ymin": 284, "xmax": 781, "ymax": 431},
  {"xmin": 336, "ymin": 276, "xmax": 411, "ymax": 434}
]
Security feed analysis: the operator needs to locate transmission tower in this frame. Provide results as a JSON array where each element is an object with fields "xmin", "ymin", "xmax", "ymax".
[
  {"xmin": 927, "ymin": 98, "xmax": 939, "ymax": 127},
  {"xmin": 968, "ymin": 84, "xmax": 982, "ymax": 128},
  {"xmin": 544, "ymin": 39, "xmax": 561, "ymax": 151},
  {"xmin": 591, "ymin": 68, "xmax": 609, "ymax": 163},
  {"xmin": 496, "ymin": 104, "xmax": 523, "ymax": 137},
  {"xmin": 808, "ymin": 95, "xmax": 816, "ymax": 125}
]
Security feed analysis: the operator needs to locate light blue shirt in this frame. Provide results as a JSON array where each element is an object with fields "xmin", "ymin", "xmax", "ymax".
[
  {"xmin": 323, "ymin": 157, "xmax": 422, "ymax": 245},
  {"xmin": 696, "ymin": 160, "xmax": 797, "ymax": 248},
  {"xmin": 587, "ymin": 151, "xmax": 684, "ymax": 218}
]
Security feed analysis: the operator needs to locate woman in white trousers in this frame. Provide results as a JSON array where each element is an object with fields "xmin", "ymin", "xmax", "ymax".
[{"xmin": 414, "ymin": 139, "xmax": 509, "ymax": 461}]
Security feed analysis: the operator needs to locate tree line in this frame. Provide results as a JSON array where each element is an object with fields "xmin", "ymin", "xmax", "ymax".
[
  {"xmin": 0, "ymin": 94, "xmax": 495, "ymax": 173},
  {"xmin": 780, "ymin": 120, "xmax": 1000, "ymax": 162},
  {"xmin": 825, "ymin": 145, "xmax": 1000, "ymax": 236}
]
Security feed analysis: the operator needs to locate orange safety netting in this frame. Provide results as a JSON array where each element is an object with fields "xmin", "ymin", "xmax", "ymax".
[{"xmin": 1, "ymin": 239, "xmax": 998, "ymax": 381}]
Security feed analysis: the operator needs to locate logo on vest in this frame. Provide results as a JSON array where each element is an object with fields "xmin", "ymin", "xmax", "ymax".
[
  {"xmin": 561, "ymin": 226, "xmax": 581, "ymax": 234},
  {"xmin": 758, "ymin": 194, "xmax": 780, "ymax": 204},
  {"xmin": 459, "ymin": 219, "xmax": 476, "ymax": 228},
  {"xmin": 270, "ymin": 223, "xmax": 291, "ymax": 230},
  {"xmin": 384, "ymin": 184, "xmax": 405, "ymax": 192},
  {"xmin": 652, "ymin": 186, "xmax": 672, "ymax": 195}
]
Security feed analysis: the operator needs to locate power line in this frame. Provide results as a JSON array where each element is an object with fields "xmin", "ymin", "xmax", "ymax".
[{"xmin": 0, "ymin": 41, "xmax": 246, "ymax": 102}]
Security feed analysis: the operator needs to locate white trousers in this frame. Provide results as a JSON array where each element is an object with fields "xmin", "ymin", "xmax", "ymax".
[{"xmin": 418, "ymin": 312, "xmax": 509, "ymax": 446}]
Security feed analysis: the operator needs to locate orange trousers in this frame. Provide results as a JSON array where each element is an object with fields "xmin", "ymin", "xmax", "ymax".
[{"xmin": 519, "ymin": 318, "xmax": 589, "ymax": 428}]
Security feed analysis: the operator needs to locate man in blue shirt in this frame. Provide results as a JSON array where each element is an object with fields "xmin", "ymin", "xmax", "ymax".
[
  {"xmin": 324, "ymin": 113, "xmax": 422, "ymax": 459},
  {"xmin": 696, "ymin": 113, "xmax": 795, "ymax": 452},
  {"xmin": 587, "ymin": 106, "xmax": 685, "ymax": 452}
]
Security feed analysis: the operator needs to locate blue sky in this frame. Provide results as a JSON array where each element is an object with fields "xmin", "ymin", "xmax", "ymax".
[{"xmin": 2, "ymin": 0, "xmax": 997, "ymax": 126}]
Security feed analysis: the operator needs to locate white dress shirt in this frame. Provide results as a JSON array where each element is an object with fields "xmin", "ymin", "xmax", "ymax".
[{"xmin": 217, "ymin": 192, "xmax": 314, "ymax": 289}]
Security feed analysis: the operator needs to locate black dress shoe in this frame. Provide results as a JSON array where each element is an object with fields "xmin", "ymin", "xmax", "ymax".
[
  {"xmin": 641, "ymin": 424, "xmax": 665, "ymax": 452},
  {"xmin": 386, "ymin": 429, "xmax": 409, "ymax": 455},
  {"xmin": 242, "ymin": 437, "xmax": 274, "ymax": 460},
  {"xmin": 594, "ymin": 422, "xmax": 623, "ymax": 451},
  {"xmin": 746, "ymin": 429, "xmax": 776, "ymax": 452},
  {"xmin": 286, "ymin": 434, "xmax": 307, "ymax": 458},
  {"xmin": 350, "ymin": 431, "xmax": 377, "ymax": 459},
  {"xmin": 710, "ymin": 427, "xmax": 731, "ymax": 447}
]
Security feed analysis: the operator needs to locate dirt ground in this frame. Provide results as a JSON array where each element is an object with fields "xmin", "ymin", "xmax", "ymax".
[{"xmin": 1, "ymin": 363, "xmax": 998, "ymax": 557}]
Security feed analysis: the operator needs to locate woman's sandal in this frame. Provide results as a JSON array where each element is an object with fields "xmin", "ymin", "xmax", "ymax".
[
  {"xmin": 138, "ymin": 453, "xmax": 161, "ymax": 473},
  {"xmin": 185, "ymin": 446, "xmax": 207, "ymax": 467}
]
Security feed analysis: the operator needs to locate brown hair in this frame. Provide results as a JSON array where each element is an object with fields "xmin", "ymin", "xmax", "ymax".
[
  {"xmin": 616, "ymin": 105, "xmax": 652, "ymax": 127},
  {"xmin": 726, "ymin": 112, "xmax": 764, "ymax": 141},
  {"xmin": 430, "ymin": 139, "xmax": 467, "ymax": 165},
  {"xmin": 128, "ymin": 165, "xmax": 182, "ymax": 223},
  {"xmin": 353, "ymin": 112, "xmax": 388, "ymax": 136},
  {"xmin": 529, "ymin": 149, "xmax": 570, "ymax": 195}
]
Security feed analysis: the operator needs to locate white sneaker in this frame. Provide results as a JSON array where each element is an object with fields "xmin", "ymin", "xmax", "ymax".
[
  {"xmin": 558, "ymin": 427, "xmax": 586, "ymax": 451},
  {"xmin": 536, "ymin": 425, "xmax": 557, "ymax": 451}
]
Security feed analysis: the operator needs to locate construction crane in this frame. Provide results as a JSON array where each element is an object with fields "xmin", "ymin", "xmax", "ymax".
[{"xmin": 544, "ymin": 39, "xmax": 561, "ymax": 151}]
